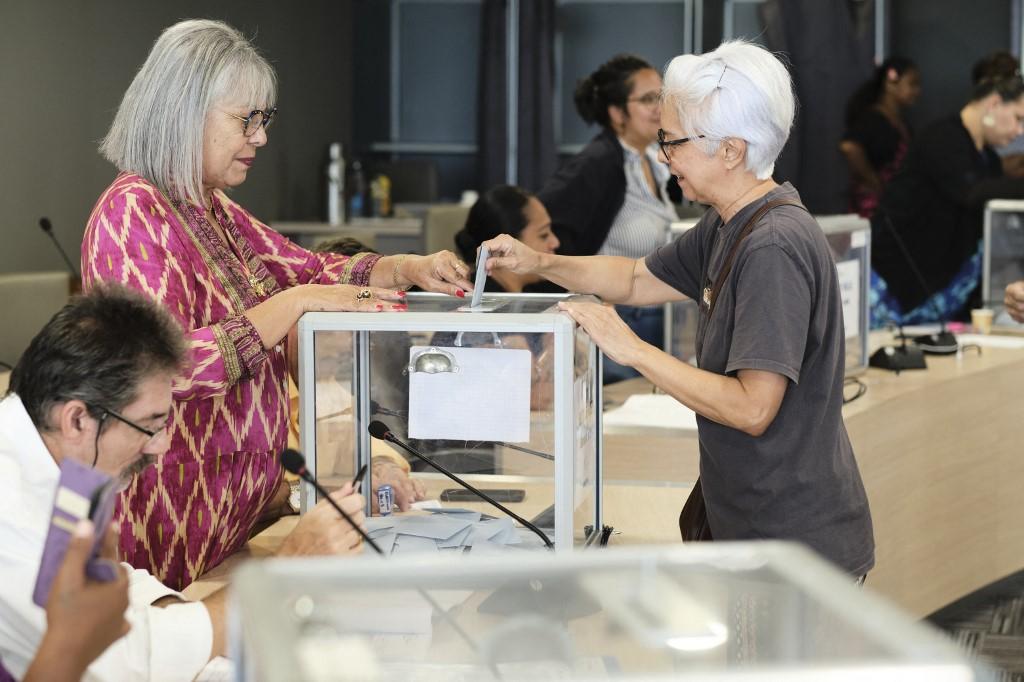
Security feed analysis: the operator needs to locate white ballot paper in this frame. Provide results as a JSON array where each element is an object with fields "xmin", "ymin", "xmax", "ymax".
[
  {"xmin": 836, "ymin": 259, "xmax": 860, "ymax": 340},
  {"xmin": 408, "ymin": 345, "xmax": 531, "ymax": 441},
  {"xmin": 603, "ymin": 393, "xmax": 698, "ymax": 431}
]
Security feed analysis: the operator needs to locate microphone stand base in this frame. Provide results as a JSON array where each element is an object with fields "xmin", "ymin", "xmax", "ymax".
[
  {"xmin": 869, "ymin": 345, "xmax": 927, "ymax": 373},
  {"xmin": 910, "ymin": 331, "xmax": 959, "ymax": 355}
]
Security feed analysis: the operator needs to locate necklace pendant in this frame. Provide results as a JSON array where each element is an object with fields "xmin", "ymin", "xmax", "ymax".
[{"xmin": 702, "ymin": 286, "xmax": 712, "ymax": 308}]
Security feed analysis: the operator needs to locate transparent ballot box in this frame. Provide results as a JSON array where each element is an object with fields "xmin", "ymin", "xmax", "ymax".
[
  {"xmin": 817, "ymin": 214, "xmax": 871, "ymax": 375},
  {"xmin": 983, "ymin": 199, "xmax": 1024, "ymax": 328},
  {"xmin": 296, "ymin": 292, "xmax": 602, "ymax": 550},
  {"xmin": 662, "ymin": 219, "xmax": 700, "ymax": 365},
  {"xmin": 231, "ymin": 543, "xmax": 991, "ymax": 681},
  {"xmin": 662, "ymin": 215, "xmax": 870, "ymax": 376}
]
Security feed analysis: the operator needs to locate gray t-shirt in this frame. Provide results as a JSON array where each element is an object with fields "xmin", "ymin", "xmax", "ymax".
[{"xmin": 645, "ymin": 183, "xmax": 874, "ymax": 576}]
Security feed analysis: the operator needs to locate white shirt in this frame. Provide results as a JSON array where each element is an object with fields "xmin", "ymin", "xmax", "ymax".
[
  {"xmin": 0, "ymin": 395, "xmax": 213, "ymax": 682},
  {"xmin": 598, "ymin": 140, "xmax": 678, "ymax": 259}
]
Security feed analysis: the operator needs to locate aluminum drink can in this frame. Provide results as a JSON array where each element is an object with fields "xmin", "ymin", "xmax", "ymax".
[{"xmin": 377, "ymin": 484, "xmax": 394, "ymax": 516}]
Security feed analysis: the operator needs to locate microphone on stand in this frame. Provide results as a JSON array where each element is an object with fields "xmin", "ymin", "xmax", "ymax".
[
  {"xmin": 875, "ymin": 211, "xmax": 959, "ymax": 355},
  {"xmin": 367, "ymin": 421, "xmax": 554, "ymax": 550},
  {"xmin": 869, "ymin": 317, "xmax": 927, "ymax": 373},
  {"xmin": 38, "ymin": 217, "xmax": 80, "ymax": 281},
  {"xmin": 280, "ymin": 448, "xmax": 384, "ymax": 554}
]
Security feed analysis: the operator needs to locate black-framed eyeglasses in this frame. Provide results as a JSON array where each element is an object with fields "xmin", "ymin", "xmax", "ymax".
[
  {"xmin": 628, "ymin": 92, "xmax": 661, "ymax": 107},
  {"xmin": 657, "ymin": 128, "xmax": 705, "ymax": 159},
  {"xmin": 93, "ymin": 405, "xmax": 165, "ymax": 441},
  {"xmin": 226, "ymin": 107, "xmax": 278, "ymax": 137}
]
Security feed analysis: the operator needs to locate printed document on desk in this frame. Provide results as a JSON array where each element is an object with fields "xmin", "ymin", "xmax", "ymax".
[{"xmin": 603, "ymin": 394, "xmax": 698, "ymax": 431}]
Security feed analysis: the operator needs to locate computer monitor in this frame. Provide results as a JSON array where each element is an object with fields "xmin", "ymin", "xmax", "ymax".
[{"xmin": 982, "ymin": 199, "xmax": 1024, "ymax": 329}]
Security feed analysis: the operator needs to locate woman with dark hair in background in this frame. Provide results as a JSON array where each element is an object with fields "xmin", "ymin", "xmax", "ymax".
[
  {"xmin": 972, "ymin": 50, "xmax": 1024, "ymax": 176},
  {"xmin": 454, "ymin": 185, "xmax": 559, "ymax": 293},
  {"xmin": 871, "ymin": 75, "xmax": 1024, "ymax": 325},
  {"xmin": 539, "ymin": 55, "xmax": 680, "ymax": 382},
  {"xmin": 840, "ymin": 57, "xmax": 920, "ymax": 218}
]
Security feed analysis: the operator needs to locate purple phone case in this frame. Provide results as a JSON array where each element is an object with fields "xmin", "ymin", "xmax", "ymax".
[{"xmin": 32, "ymin": 459, "xmax": 119, "ymax": 607}]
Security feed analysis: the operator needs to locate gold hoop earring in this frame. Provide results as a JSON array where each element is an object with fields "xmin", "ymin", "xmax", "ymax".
[{"xmin": 982, "ymin": 114, "xmax": 996, "ymax": 127}]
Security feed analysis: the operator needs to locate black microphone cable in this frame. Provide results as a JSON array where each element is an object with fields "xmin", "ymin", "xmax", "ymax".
[
  {"xmin": 368, "ymin": 421, "xmax": 554, "ymax": 550},
  {"xmin": 876, "ymin": 210, "xmax": 958, "ymax": 353},
  {"xmin": 370, "ymin": 401, "xmax": 554, "ymax": 462}
]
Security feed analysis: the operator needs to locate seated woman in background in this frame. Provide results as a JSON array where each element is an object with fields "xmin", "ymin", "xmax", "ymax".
[
  {"xmin": 973, "ymin": 51, "xmax": 1024, "ymax": 177},
  {"xmin": 450, "ymin": 186, "xmax": 558, "ymax": 411},
  {"xmin": 540, "ymin": 55, "xmax": 681, "ymax": 382},
  {"xmin": 839, "ymin": 57, "xmax": 920, "ymax": 218},
  {"xmin": 871, "ymin": 74, "xmax": 1024, "ymax": 326},
  {"xmin": 454, "ymin": 185, "xmax": 559, "ymax": 292}
]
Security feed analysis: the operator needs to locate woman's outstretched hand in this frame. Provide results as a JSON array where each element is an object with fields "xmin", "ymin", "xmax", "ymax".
[
  {"xmin": 479, "ymin": 234, "xmax": 544, "ymax": 277},
  {"xmin": 397, "ymin": 251, "xmax": 474, "ymax": 298}
]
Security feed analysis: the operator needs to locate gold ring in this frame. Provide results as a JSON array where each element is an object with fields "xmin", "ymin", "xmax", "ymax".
[{"xmin": 356, "ymin": 289, "xmax": 373, "ymax": 300}]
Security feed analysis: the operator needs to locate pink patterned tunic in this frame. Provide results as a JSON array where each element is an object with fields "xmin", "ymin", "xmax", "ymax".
[{"xmin": 82, "ymin": 172, "xmax": 380, "ymax": 589}]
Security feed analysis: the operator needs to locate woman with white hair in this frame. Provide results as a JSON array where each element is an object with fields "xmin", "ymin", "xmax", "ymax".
[
  {"xmin": 81, "ymin": 19, "xmax": 473, "ymax": 589},
  {"xmin": 484, "ymin": 40, "xmax": 874, "ymax": 578}
]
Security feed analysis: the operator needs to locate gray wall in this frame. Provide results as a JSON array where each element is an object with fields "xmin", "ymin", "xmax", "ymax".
[
  {"xmin": 891, "ymin": 0, "xmax": 1013, "ymax": 132},
  {"xmin": 0, "ymin": 1, "xmax": 354, "ymax": 275}
]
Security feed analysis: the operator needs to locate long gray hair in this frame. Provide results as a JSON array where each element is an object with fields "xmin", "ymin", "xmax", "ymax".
[{"xmin": 100, "ymin": 19, "xmax": 277, "ymax": 205}]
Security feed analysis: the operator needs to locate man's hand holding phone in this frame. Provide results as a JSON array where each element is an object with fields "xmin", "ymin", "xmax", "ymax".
[{"xmin": 24, "ymin": 520, "xmax": 130, "ymax": 682}]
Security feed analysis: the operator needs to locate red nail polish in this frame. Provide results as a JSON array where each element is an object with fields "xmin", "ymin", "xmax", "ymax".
[
  {"xmin": 396, "ymin": 290, "xmax": 406, "ymax": 297},
  {"xmin": 455, "ymin": 290, "xmax": 466, "ymax": 298},
  {"xmin": 392, "ymin": 304, "xmax": 408, "ymax": 311},
  {"xmin": 375, "ymin": 303, "xmax": 383, "ymax": 311}
]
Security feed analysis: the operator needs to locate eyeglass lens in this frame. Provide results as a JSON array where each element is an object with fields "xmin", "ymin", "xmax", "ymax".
[{"xmin": 244, "ymin": 110, "xmax": 275, "ymax": 136}]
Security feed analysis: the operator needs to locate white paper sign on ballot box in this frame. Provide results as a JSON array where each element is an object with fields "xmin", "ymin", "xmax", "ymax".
[{"xmin": 408, "ymin": 345, "xmax": 532, "ymax": 442}]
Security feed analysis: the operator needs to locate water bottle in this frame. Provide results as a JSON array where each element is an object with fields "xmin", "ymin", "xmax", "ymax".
[
  {"xmin": 326, "ymin": 143, "xmax": 344, "ymax": 225},
  {"xmin": 349, "ymin": 160, "xmax": 367, "ymax": 219}
]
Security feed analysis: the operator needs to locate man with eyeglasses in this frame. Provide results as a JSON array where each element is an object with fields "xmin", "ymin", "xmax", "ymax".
[{"xmin": 0, "ymin": 284, "xmax": 366, "ymax": 681}]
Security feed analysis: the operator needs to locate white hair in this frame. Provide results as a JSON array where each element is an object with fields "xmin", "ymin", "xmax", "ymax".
[
  {"xmin": 662, "ymin": 39, "xmax": 795, "ymax": 179},
  {"xmin": 100, "ymin": 19, "xmax": 277, "ymax": 205}
]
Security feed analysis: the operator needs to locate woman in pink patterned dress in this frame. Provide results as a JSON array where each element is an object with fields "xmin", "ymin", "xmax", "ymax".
[{"xmin": 81, "ymin": 19, "xmax": 473, "ymax": 589}]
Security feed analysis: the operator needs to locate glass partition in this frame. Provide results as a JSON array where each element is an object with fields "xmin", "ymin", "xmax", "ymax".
[{"xmin": 233, "ymin": 543, "xmax": 992, "ymax": 681}]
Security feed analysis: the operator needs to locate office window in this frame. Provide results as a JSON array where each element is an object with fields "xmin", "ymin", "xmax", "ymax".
[
  {"xmin": 555, "ymin": 1, "xmax": 694, "ymax": 150},
  {"xmin": 394, "ymin": 1, "xmax": 482, "ymax": 146}
]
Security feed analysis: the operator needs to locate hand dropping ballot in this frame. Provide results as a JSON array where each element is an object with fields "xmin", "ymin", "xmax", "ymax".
[
  {"xmin": 458, "ymin": 246, "xmax": 502, "ymax": 312},
  {"xmin": 408, "ymin": 342, "xmax": 532, "ymax": 442}
]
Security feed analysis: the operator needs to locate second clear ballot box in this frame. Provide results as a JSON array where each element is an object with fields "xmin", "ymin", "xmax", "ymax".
[
  {"xmin": 662, "ymin": 214, "xmax": 871, "ymax": 376},
  {"xmin": 296, "ymin": 292, "xmax": 603, "ymax": 550},
  {"xmin": 983, "ymin": 199, "xmax": 1024, "ymax": 328},
  {"xmin": 231, "ymin": 542, "xmax": 991, "ymax": 681}
]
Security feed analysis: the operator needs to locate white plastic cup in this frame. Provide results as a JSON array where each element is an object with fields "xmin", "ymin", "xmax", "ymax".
[{"xmin": 971, "ymin": 308, "xmax": 994, "ymax": 334}]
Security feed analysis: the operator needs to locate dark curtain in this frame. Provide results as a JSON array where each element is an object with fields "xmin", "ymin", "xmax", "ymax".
[
  {"xmin": 476, "ymin": 0, "xmax": 557, "ymax": 192},
  {"xmin": 477, "ymin": 0, "xmax": 507, "ymax": 191},
  {"xmin": 516, "ymin": 0, "xmax": 557, "ymax": 191},
  {"xmin": 761, "ymin": 0, "xmax": 874, "ymax": 213}
]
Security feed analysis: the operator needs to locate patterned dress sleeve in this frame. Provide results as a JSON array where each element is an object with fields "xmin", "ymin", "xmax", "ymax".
[
  {"xmin": 82, "ymin": 183, "xmax": 267, "ymax": 401},
  {"xmin": 219, "ymin": 194, "xmax": 382, "ymax": 289}
]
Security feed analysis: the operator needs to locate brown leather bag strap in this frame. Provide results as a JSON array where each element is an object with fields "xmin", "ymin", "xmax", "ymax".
[{"xmin": 706, "ymin": 198, "xmax": 805, "ymax": 317}]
